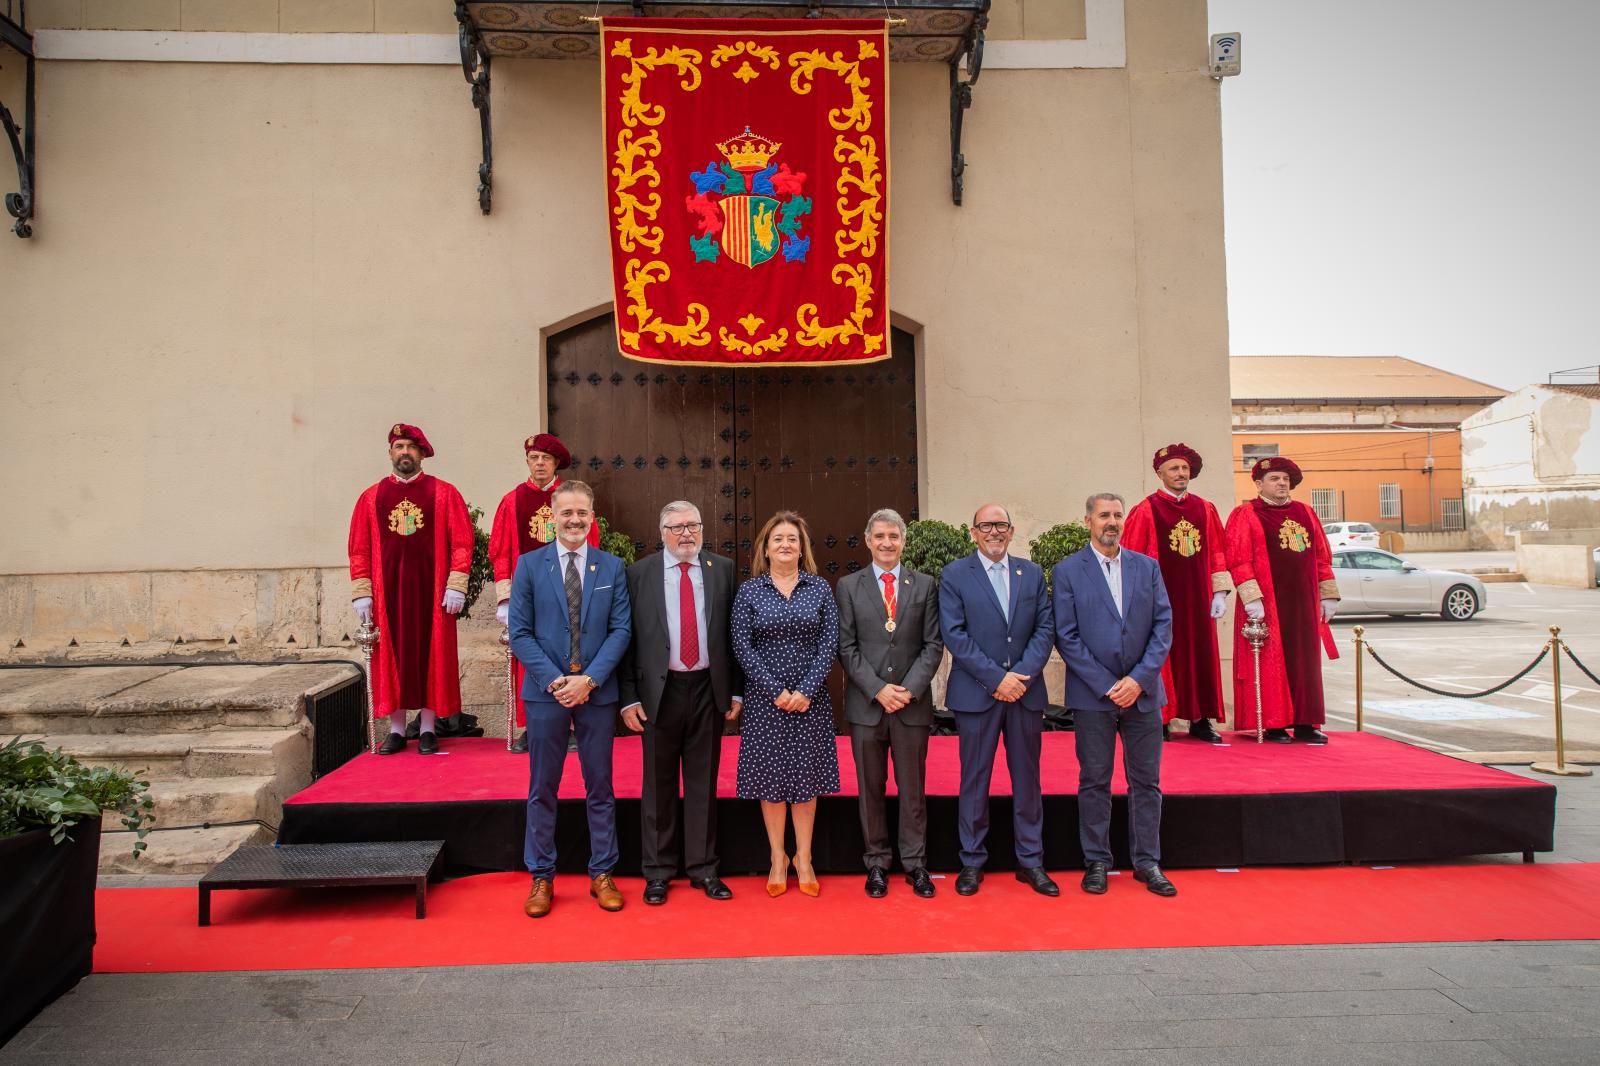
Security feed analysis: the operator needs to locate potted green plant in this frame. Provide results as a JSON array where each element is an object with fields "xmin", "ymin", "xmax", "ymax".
[
  {"xmin": 902, "ymin": 519, "xmax": 975, "ymax": 583},
  {"xmin": 1, "ymin": 738, "xmax": 153, "ymax": 1045},
  {"xmin": 1029, "ymin": 521, "xmax": 1091, "ymax": 593}
]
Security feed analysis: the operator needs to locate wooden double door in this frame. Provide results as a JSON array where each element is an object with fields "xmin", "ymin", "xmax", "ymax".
[{"xmin": 546, "ymin": 313, "xmax": 919, "ymax": 581}]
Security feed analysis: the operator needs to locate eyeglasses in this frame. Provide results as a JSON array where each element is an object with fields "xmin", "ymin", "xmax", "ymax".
[
  {"xmin": 974, "ymin": 522, "xmax": 1013, "ymax": 534},
  {"xmin": 663, "ymin": 522, "xmax": 704, "ymax": 535}
]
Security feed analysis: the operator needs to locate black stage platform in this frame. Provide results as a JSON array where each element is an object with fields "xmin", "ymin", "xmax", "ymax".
[{"xmin": 278, "ymin": 733, "xmax": 1556, "ymax": 875}]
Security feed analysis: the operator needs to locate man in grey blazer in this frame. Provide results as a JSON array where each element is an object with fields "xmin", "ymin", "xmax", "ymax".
[{"xmin": 835, "ymin": 508, "xmax": 946, "ymax": 898}]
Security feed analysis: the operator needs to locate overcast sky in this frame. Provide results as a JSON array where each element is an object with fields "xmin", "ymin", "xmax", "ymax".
[{"xmin": 1207, "ymin": 0, "xmax": 1599, "ymax": 390}]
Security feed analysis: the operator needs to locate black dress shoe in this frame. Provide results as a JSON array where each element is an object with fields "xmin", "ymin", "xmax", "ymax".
[
  {"xmin": 418, "ymin": 731, "xmax": 439, "ymax": 755},
  {"xmin": 1294, "ymin": 725, "xmax": 1330, "ymax": 745},
  {"xmin": 1134, "ymin": 864, "xmax": 1178, "ymax": 897},
  {"xmin": 1081, "ymin": 861, "xmax": 1109, "ymax": 895},
  {"xmin": 378, "ymin": 731, "xmax": 406, "ymax": 756},
  {"xmin": 1264, "ymin": 728, "xmax": 1293, "ymax": 744},
  {"xmin": 955, "ymin": 866, "xmax": 983, "ymax": 896},
  {"xmin": 643, "ymin": 879, "xmax": 669, "ymax": 905},
  {"xmin": 509, "ymin": 731, "xmax": 528, "ymax": 754},
  {"xmin": 905, "ymin": 867, "xmax": 935, "ymax": 898},
  {"xmin": 1015, "ymin": 866, "xmax": 1060, "ymax": 897},
  {"xmin": 1190, "ymin": 719, "xmax": 1225, "ymax": 743},
  {"xmin": 864, "ymin": 866, "xmax": 888, "ymax": 898},
  {"xmin": 690, "ymin": 876, "xmax": 733, "ymax": 900}
]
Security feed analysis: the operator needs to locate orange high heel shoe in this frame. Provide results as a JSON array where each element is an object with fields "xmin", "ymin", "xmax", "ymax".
[
  {"xmin": 796, "ymin": 859, "xmax": 820, "ymax": 897},
  {"xmin": 766, "ymin": 855, "xmax": 791, "ymax": 898}
]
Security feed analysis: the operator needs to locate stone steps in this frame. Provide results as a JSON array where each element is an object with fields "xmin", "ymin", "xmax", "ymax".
[
  {"xmin": 0, "ymin": 662, "xmax": 346, "ymax": 875},
  {"xmin": 98, "ymin": 824, "xmax": 273, "ymax": 876},
  {"xmin": 19, "ymin": 727, "xmax": 308, "ymax": 778}
]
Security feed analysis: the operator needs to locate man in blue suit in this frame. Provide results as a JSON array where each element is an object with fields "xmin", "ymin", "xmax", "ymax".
[
  {"xmin": 938, "ymin": 503, "xmax": 1059, "ymax": 896},
  {"xmin": 508, "ymin": 480, "xmax": 633, "ymax": 917},
  {"xmin": 1052, "ymin": 492, "xmax": 1177, "ymax": 898}
]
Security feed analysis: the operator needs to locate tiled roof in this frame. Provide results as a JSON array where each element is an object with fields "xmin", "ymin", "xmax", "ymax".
[{"xmin": 1231, "ymin": 356, "xmax": 1508, "ymax": 402}]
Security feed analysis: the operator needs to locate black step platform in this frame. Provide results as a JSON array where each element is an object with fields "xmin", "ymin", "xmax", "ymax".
[{"xmin": 197, "ymin": 840, "xmax": 444, "ymax": 926}]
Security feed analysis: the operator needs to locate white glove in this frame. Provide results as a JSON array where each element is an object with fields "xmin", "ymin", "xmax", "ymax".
[
  {"xmin": 353, "ymin": 597, "xmax": 374, "ymax": 625},
  {"xmin": 442, "ymin": 589, "xmax": 467, "ymax": 615},
  {"xmin": 496, "ymin": 601, "xmax": 510, "ymax": 626},
  {"xmin": 1321, "ymin": 598, "xmax": 1339, "ymax": 623},
  {"xmin": 1243, "ymin": 599, "xmax": 1265, "ymax": 622},
  {"xmin": 1209, "ymin": 591, "xmax": 1229, "ymax": 620}
]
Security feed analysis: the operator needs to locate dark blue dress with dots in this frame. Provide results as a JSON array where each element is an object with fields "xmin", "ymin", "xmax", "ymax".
[{"xmin": 732, "ymin": 572, "xmax": 842, "ymax": 802}]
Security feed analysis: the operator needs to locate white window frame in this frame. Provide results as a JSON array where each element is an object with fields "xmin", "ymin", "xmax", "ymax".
[
  {"xmin": 1310, "ymin": 488, "xmax": 1339, "ymax": 522},
  {"xmin": 1379, "ymin": 483, "xmax": 1401, "ymax": 519}
]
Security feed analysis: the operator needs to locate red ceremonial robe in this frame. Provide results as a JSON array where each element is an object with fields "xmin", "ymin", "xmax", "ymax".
[
  {"xmin": 1224, "ymin": 498, "xmax": 1341, "ymax": 730},
  {"xmin": 488, "ymin": 477, "xmax": 600, "ymax": 728},
  {"xmin": 1123, "ymin": 491, "xmax": 1229, "ymax": 725},
  {"xmin": 348, "ymin": 474, "xmax": 473, "ymax": 719}
]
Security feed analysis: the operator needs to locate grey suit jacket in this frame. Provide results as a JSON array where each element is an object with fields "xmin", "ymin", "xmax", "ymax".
[{"xmin": 835, "ymin": 565, "xmax": 945, "ymax": 727}]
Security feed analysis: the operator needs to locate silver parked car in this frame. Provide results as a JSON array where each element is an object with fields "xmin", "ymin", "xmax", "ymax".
[
  {"xmin": 1329, "ymin": 549, "xmax": 1486, "ymax": 621},
  {"xmin": 1323, "ymin": 521, "xmax": 1380, "ymax": 549}
]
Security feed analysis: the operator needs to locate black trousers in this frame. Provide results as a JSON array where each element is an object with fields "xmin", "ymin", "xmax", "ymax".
[
  {"xmin": 640, "ymin": 670, "xmax": 723, "ymax": 881},
  {"xmin": 850, "ymin": 715, "xmax": 930, "ymax": 870}
]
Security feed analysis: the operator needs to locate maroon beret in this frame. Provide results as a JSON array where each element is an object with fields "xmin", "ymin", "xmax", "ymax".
[
  {"xmin": 1251, "ymin": 456, "xmax": 1303, "ymax": 488},
  {"xmin": 524, "ymin": 433, "xmax": 572, "ymax": 470},
  {"xmin": 388, "ymin": 423, "xmax": 434, "ymax": 459},
  {"xmin": 1152, "ymin": 442, "xmax": 1203, "ymax": 479}
]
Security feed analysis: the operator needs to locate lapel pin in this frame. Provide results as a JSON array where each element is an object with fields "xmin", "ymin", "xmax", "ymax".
[
  {"xmin": 1015, "ymin": 568, "xmax": 1022, "ymax": 576},
  {"xmin": 589, "ymin": 564, "xmax": 597, "ymax": 572}
]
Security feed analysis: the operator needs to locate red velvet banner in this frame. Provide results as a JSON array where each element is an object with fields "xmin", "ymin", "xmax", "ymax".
[{"xmin": 600, "ymin": 18, "xmax": 889, "ymax": 366}]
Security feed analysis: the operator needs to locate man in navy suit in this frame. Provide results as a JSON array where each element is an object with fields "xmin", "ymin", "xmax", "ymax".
[
  {"xmin": 508, "ymin": 480, "xmax": 633, "ymax": 917},
  {"xmin": 1052, "ymin": 492, "xmax": 1177, "ymax": 898},
  {"xmin": 938, "ymin": 503, "xmax": 1059, "ymax": 896}
]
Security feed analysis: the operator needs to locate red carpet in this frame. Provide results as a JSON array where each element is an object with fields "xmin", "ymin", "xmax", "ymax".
[
  {"xmin": 96, "ymin": 863, "xmax": 1600, "ymax": 974},
  {"xmin": 285, "ymin": 731, "xmax": 1536, "ymax": 805}
]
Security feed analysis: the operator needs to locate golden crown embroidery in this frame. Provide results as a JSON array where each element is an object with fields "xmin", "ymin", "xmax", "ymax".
[
  {"xmin": 1167, "ymin": 519, "xmax": 1202, "ymax": 558},
  {"xmin": 388, "ymin": 498, "xmax": 425, "ymax": 536},
  {"xmin": 529, "ymin": 503, "xmax": 556, "ymax": 544},
  {"xmin": 1278, "ymin": 519, "xmax": 1310, "ymax": 553}
]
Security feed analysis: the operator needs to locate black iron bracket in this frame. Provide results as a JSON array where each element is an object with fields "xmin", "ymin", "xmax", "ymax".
[
  {"xmin": 948, "ymin": 5, "xmax": 986, "ymax": 206},
  {"xmin": 1, "ymin": 2, "xmax": 35, "ymax": 237},
  {"xmin": 455, "ymin": 1, "xmax": 492, "ymax": 214}
]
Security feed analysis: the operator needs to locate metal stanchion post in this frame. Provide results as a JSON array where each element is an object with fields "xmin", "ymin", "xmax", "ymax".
[
  {"xmin": 1354, "ymin": 625, "xmax": 1365, "ymax": 733},
  {"xmin": 1532, "ymin": 625, "xmax": 1592, "ymax": 778},
  {"xmin": 352, "ymin": 619, "xmax": 380, "ymax": 754},
  {"xmin": 501, "ymin": 624, "xmax": 515, "ymax": 752},
  {"xmin": 1242, "ymin": 615, "xmax": 1269, "ymax": 744}
]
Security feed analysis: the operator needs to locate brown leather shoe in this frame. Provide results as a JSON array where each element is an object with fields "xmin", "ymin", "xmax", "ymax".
[
  {"xmin": 590, "ymin": 873, "xmax": 624, "ymax": 912},
  {"xmin": 524, "ymin": 876, "xmax": 553, "ymax": 918}
]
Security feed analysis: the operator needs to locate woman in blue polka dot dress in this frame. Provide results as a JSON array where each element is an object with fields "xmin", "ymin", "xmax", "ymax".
[{"xmin": 732, "ymin": 510, "xmax": 841, "ymax": 898}]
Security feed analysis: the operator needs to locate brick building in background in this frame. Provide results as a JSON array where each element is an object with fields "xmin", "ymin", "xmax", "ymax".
[{"xmin": 1231, "ymin": 357, "xmax": 1507, "ymax": 532}]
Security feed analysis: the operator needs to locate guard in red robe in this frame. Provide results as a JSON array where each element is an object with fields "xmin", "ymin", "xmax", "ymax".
[
  {"xmin": 1224, "ymin": 457, "xmax": 1341, "ymax": 744},
  {"xmin": 348, "ymin": 423, "xmax": 474, "ymax": 755},
  {"xmin": 488, "ymin": 433, "xmax": 600, "ymax": 753},
  {"xmin": 1122, "ymin": 443, "xmax": 1231, "ymax": 743}
]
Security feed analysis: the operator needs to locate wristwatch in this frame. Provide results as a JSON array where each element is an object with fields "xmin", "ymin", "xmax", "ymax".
[{"xmin": 581, "ymin": 675, "xmax": 597, "ymax": 690}]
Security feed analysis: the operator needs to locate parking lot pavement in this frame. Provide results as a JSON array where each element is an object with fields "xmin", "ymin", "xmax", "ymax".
[{"xmin": 1319, "ymin": 580, "xmax": 1600, "ymax": 756}]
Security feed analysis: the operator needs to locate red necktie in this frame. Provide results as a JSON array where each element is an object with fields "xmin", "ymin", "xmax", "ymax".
[
  {"xmin": 678, "ymin": 561, "xmax": 700, "ymax": 669},
  {"xmin": 881, "ymin": 572, "xmax": 897, "ymax": 622}
]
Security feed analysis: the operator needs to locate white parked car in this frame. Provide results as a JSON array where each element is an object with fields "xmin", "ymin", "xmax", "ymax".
[
  {"xmin": 1328, "ymin": 549, "xmax": 1487, "ymax": 621},
  {"xmin": 1323, "ymin": 521, "xmax": 1380, "ymax": 549}
]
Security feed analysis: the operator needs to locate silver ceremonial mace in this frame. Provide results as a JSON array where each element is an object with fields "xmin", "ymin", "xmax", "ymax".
[
  {"xmin": 352, "ymin": 618, "xmax": 381, "ymax": 754},
  {"xmin": 1241, "ymin": 614, "xmax": 1270, "ymax": 745},
  {"xmin": 501, "ymin": 623, "xmax": 516, "ymax": 752}
]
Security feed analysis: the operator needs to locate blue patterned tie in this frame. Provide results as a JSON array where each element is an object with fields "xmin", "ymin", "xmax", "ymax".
[{"xmin": 988, "ymin": 561, "xmax": 1008, "ymax": 622}]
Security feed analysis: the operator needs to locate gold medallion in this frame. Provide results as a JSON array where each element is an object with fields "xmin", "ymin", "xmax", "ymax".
[
  {"xmin": 1167, "ymin": 518, "xmax": 1202, "ymax": 558},
  {"xmin": 1278, "ymin": 518, "xmax": 1311, "ymax": 553},
  {"xmin": 884, "ymin": 619, "xmax": 897, "ymax": 633},
  {"xmin": 387, "ymin": 498, "xmax": 425, "ymax": 536}
]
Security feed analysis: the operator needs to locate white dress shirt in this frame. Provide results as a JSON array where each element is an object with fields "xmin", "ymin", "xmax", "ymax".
[
  {"xmin": 1094, "ymin": 546, "xmax": 1124, "ymax": 617},
  {"xmin": 559, "ymin": 540, "xmax": 589, "ymax": 580},
  {"xmin": 871, "ymin": 561, "xmax": 902, "ymax": 610},
  {"xmin": 980, "ymin": 552, "xmax": 1011, "ymax": 610},
  {"xmin": 663, "ymin": 554, "xmax": 710, "ymax": 671},
  {"xmin": 1159, "ymin": 487, "xmax": 1188, "ymax": 502}
]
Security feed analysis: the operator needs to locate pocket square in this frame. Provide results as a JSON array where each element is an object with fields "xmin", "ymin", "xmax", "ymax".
[{"xmin": 595, "ymin": 585, "xmax": 613, "ymax": 591}]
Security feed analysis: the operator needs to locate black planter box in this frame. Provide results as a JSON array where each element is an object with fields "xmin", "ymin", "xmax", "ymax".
[{"xmin": 0, "ymin": 821, "xmax": 99, "ymax": 1047}]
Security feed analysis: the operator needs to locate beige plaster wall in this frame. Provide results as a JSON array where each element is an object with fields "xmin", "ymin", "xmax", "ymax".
[
  {"xmin": 2, "ymin": 0, "xmax": 1229, "ymax": 646},
  {"xmin": 29, "ymin": 0, "xmax": 1085, "ymax": 39},
  {"xmin": 1516, "ymin": 545, "xmax": 1598, "ymax": 589}
]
